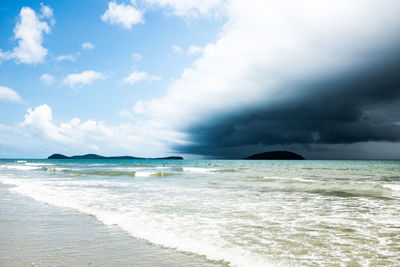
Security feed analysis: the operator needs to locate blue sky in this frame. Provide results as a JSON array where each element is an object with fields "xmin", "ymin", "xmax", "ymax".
[
  {"xmin": 0, "ymin": 0, "xmax": 222, "ymax": 124},
  {"xmin": 1, "ymin": 0, "xmax": 400, "ymax": 159},
  {"xmin": 0, "ymin": 0, "xmax": 225, "ymax": 157}
]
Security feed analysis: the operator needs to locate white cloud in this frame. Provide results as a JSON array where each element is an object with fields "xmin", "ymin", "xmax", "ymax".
[
  {"xmin": 172, "ymin": 45, "xmax": 182, "ymax": 54},
  {"xmin": 40, "ymin": 74, "xmax": 55, "ymax": 85},
  {"xmin": 0, "ymin": 49, "xmax": 10, "ymax": 62},
  {"xmin": 124, "ymin": 70, "xmax": 160, "ymax": 84},
  {"xmin": 119, "ymin": 109, "xmax": 134, "ymax": 118},
  {"xmin": 98, "ymin": 0, "xmax": 224, "ymax": 33},
  {"xmin": 119, "ymin": 100, "xmax": 145, "ymax": 119},
  {"xmin": 0, "ymin": 86, "xmax": 22, "ymax": 102},
  {"xmin": 101, "ymin": 1, "xmax": 143, "ymax": 29},
  {"xmin": 143, "ymin": 0, "xmax": 226, "ymax": 17},
  {"xmin": 55, "ymin": 54, "xmax": 76, "ymax": 62},
  {"xmin": 82, "ymin": 42, "xmax": 95, "ymax": 50},
  {"xmin": 40, "ymin": 3, "xmax": 55, "ymax": 25},
  {"xmin": 7, "ymin": 5, "xmax": 54, "ymax": 64},
  {"xmin": 23, "ymin": 104, "xmax": 114, "ymax": 144},
  {"xmin": 129, "ymin": 0, "xmax": 400, "ymax": 147},
  {"xmin": 188, "ymin": 45, "xmax": 203, "ymax": 55},
  {"xmin": 3, "ymin": 1, "xmax": 400, "ymax": 158},
  {"xmin": 63, "ymin": 70, "xmax": 105, "ymax": 88},
  {"xmin": 133, "ymin": 100, "xmax": 145, "ymax": 114},
  {"xmin": 23, "ymin": 104, "xmax": 68, "ymax": 142},
  {"xmin": 17, "ymin": 104, "xmax": 184, "ymax": 156},
  {"xmin": 131, "ymin": 52, "xmax": 142, "ymax": 61}
]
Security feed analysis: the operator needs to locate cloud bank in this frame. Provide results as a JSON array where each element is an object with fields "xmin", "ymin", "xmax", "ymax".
[
  {"xmin": 0, "ymin": 104, "xmax": 184, "ymax": 157},
  {"xmin": 130, "ymin": 0, "xmax": 400, "ymax": 158}
]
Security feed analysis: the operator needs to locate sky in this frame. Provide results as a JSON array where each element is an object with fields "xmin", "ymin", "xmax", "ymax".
[{"xmin": 1, "ymin": 0, "xmax": 400, "ymax": 159}]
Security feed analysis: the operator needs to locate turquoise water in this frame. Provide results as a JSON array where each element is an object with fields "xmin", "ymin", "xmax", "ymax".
[{"xmin": 1, "ymin": 159, "xmax": 400, "ymax": 266}]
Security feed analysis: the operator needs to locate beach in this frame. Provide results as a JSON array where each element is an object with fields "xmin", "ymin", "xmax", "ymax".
[
  {"xmin": 0, "ymin": 187, "xmax": 223, "ymax": 267},
  {"xmin": 1, "ymin": 159, "xmax": 400, "ymax": 266}
]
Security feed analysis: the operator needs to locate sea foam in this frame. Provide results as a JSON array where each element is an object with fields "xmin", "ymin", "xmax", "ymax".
[{"xmin": 1, "ymin": 159, "xmax": 400, "ymax": 267}]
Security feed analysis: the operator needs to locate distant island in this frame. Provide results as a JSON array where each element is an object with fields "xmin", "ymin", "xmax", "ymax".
[
  {"xmin": 244, "ymin": 151, "xmax": 305, "ymax": 160},
  {"xmin": 48, "ymin": 153, "xmax": 183, "ymax": 160}
]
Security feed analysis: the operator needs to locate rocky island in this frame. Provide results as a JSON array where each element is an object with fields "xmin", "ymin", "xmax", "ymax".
[
  {"xmin": 244, "ymin": 151, "xmax": 305, "ymax": 160},
  {"xmin": 48, "ymin": 153, "xmax": 183, "ymax": 160}
]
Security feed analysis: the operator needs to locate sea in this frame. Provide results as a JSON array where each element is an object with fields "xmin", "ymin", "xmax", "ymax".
[{"xmin": 0, "ymin": 159, "xmax": 399, "ymax": 266}]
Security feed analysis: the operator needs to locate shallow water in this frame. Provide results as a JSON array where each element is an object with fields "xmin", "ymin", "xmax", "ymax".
[
  {"xmin": 1, "ymin": 159, "xmax": 400, "ymax": 266},
  {"xmin": 0, "ymin": 189, "xmax": 224, "ymax": 267}
]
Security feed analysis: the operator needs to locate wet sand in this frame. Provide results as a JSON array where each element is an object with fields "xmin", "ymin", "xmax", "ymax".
[{"xmin": 0, "ymin": 188, "xmax": 225, "ymax": 267}]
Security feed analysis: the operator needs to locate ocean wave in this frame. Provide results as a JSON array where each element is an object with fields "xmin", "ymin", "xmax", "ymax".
[
  {"xmin": 155, "ymin": 166, "xmax": 169, "ymax": 170},
  {"xmin": 135, "ymin": 171, "xmax": 176, "ymax": 177},
  {"xmin": 170, "ymin": 167, "xmax": 184, "ymax": 172},
  {"xmin": 40, "ymin": 167, "xmax": 178, "ymax": 178},
  {"xmin": 25, "ymin": 163, "xmax": 54, "ymax": 166},
  {"xmin": 382, "ymin": 184, "xmax": 400, "ymax": 192},
  {"xmin": 0, "ymin": 165, "xmax": 41, "ymax": 171},
  {"xmin": 379, "ymin": 175, "xmax": 400, "ymax": 182},
  {"xmin": 183, "ymin": 167, "xmax": 217, "ymax": 173},
  {"xmin": 213, "ymin": 168, "xmax": 239, "ymax": 173},
  {"xmin": 250, "ymin": 176, "xmax": 397, "ymax": 198},
  {"xmin": 3, "ymin": 160, "xmax": 400, "ymax": 267},
  {"xmin": 120, "ymin": 163, "xmax": 148, "ymax": 166},
  {"xmin": 87, "ymin": 171, "xmax": 137, "ymax": 177},
  {"xmin": 68, "ymin": 173, "xmax": 83, "ymax": 178},
  {"xmin": 248, "ymin": 176, "xmax": 311, "ymax": 183},
  {"xmin": 5, "ymin": 179, "xmax": 274, "ymax": 267},
  {"xmin": 282, "ymin": 177, "xmax": 315, "ymax": 184},
  {"xmin": 42, "ymin": 167, "xmax": 78, "ymax": 173},
  {"xmin": 150, "ymin": 172, "xmax": 176, "ymax": 177},
  {"xmin": 259, "ymin": 179, "xmax": 394, "ymax": 199},
  {"xmin": 43, "ymin": 168, "xmax": 137, "ymax": 177}
]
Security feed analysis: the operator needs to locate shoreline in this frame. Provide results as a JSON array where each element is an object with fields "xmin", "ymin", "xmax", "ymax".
[
  {"xmin": 2, "ymin": 159, "xmax": 399, "ymax": 266},
  {"xmin": 0, "ymin": 188, "xmax": 225, "ymax": 267}
]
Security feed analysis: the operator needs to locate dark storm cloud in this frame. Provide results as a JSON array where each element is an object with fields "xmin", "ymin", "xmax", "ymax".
[{"xmin": 175, "ymin": 53, "xmax": 400, "ymax": 157}]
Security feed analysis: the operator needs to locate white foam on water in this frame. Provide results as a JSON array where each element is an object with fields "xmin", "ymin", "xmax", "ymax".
[
  {"xmin": 289, "ymin": 177, "xmax": 314, "ymax": 183},
  {"xmin": 183, "ymin": 167, "xmax": 217, "ymax": 173},
  {"xmin": 383, "ymin": 184, "xmax": 400, "ymax": 191},
  {"xmin": 156, "ymin": 166, "xmax": 169, "ymax": 170},
  {"xmin": 263, "ymin": 176, "xmax": 315, "ymax": 183},
  {"xmin": 94, "ymin": 211, "xmax": 273, "ymax": 267},
  {"xmin": 111, "ymin": 167, "xmax": 140, "ymax": 171},
  {"xmin": 0, "ymin": 165, "xmax": 41, "ymax": 171},
  {"xmin": 2, "ymin": 177, "xmax": 275, "ymax": 267},
  {"xmin": 382, "ymin": 184, "xmax": 400, "ymax": 198},
  {"xmin": 135, "ymin": 171, "xmax": 154, "ymax": 177},
  {"xmin": 2, "ymin": 160, "xmax": 400, "ymax": 267},
  {"xmin": 259, "ymin": 176, "xmax": 394, "ymax": 198},
  {"xmin": 44, "ymin": 167, "xmax": 77, "ymax": 172},
  {"xmin": 25, "ymin": 163, "xmax": 54, "ymax": 166},
  {"xmin": 16, "ymin": 160, "xmax": 27, "ymax": 163}
]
